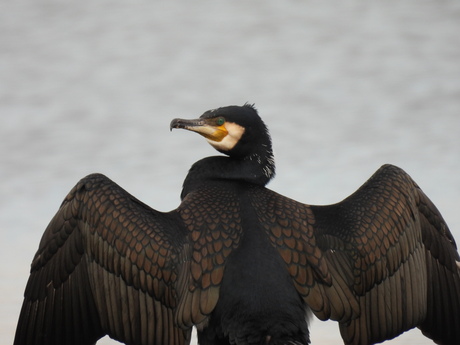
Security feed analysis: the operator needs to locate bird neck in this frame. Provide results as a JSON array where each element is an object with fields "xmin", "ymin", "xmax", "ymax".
[{"xmin": 181, "ymin": 152, "xmax": 275, "ymax": 199}]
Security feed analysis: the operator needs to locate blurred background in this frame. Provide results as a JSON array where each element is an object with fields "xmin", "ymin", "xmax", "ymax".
[{"xmin": 1, "ymin": 1, "xmax": 459, "ymax": 344}]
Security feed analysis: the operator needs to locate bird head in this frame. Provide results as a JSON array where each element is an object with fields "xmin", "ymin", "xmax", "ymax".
[{"xmin": 170, "ymin": 103, "xmax": 272, "ymax": 160}]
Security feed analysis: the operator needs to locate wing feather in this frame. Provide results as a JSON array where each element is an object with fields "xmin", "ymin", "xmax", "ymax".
[
  {"xmin": 249, "ymin": 187, "xmax": 360, "ymax": 323},
  {"xmin": 14, "ymin": 173, "xmax": 192, "ymax": 345},
  {"xmin": 249, "ymin": 164, "xmax": 459, "ymax": 345},
  {"xmin": 311, "ymin": 164, "xmax": 460, "ymax": 345},
  {"xmin": 417, "ymin": 187, "xmax": 460, "ymax": 343}
]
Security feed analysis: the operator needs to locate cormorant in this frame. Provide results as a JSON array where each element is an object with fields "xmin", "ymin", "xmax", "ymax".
[{"xmin": 14, "ymin": 104, "xmax": 460, "ymax": 345}]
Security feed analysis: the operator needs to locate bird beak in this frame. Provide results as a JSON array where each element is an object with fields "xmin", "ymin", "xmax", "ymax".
[{"xmin": 170, "ymin": 118, "xmax": 228, "ymax": 142}]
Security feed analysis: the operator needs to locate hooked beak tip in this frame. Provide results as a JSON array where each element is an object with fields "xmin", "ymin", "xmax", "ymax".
[{"xmin": 170, "ymin": 118, "xmax": 181, "ymax": 131}]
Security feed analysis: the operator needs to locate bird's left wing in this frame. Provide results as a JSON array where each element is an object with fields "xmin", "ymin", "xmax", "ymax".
[{"xmin": 14, "ymin": 173, "xmax": 191, "ymax": 345}]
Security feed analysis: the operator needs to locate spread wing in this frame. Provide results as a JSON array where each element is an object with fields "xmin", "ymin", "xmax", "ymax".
[
  {"xmin": 312, "ymin": 164, "xmax": 460, "ymax": 345},
  {"xmin": 14, "ymin": 175, "xmax": 244, "ymax": 345},
  {"xmin": 14, "ymin": 174, "xmax": 192, "ymax": 345},
  {"xmin": 252, "ymin": 164, "xmax": 460, "ymax": 345}
]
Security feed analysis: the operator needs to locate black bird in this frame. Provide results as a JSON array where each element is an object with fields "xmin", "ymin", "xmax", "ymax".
[{"xmin": 15, "ymin": 104, "xmax": 460, "ymax": 345}]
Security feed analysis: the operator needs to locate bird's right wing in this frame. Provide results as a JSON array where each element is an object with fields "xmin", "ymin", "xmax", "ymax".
[
  {"xmin": 14, "ymin": 173, "xmax": 191, "ymax": 345},
  {"xmin": 251, "ymin": 164, "xmax": 460, "ymax": 345},
  {"xmin": 415, "ymin": 178, "xmax": 460, "ymax": 343},
  {"xmin": 310, "ymin": 165, "xmax": 460, "ymax": 345}
]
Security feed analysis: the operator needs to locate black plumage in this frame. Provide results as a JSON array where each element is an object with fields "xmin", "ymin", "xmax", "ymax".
[{"xmin": 14, "ymin": 104, "xmax": 460, "ymax": 345}]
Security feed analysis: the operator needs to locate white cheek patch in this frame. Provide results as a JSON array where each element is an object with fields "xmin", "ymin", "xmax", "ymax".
[{"xmin": 207, "ymin": 122, "xmax": 245, "ymax": 151}]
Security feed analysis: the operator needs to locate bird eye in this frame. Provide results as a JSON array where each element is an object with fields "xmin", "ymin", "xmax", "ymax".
[{"xmin": 217, "ymin": 117, "xmax": 225, "ymax": 126}]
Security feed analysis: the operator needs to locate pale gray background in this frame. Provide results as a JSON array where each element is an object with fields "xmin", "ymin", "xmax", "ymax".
[{"xmin": 1, "ymin": 1, "xmax": 459, "ymax": 344}]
